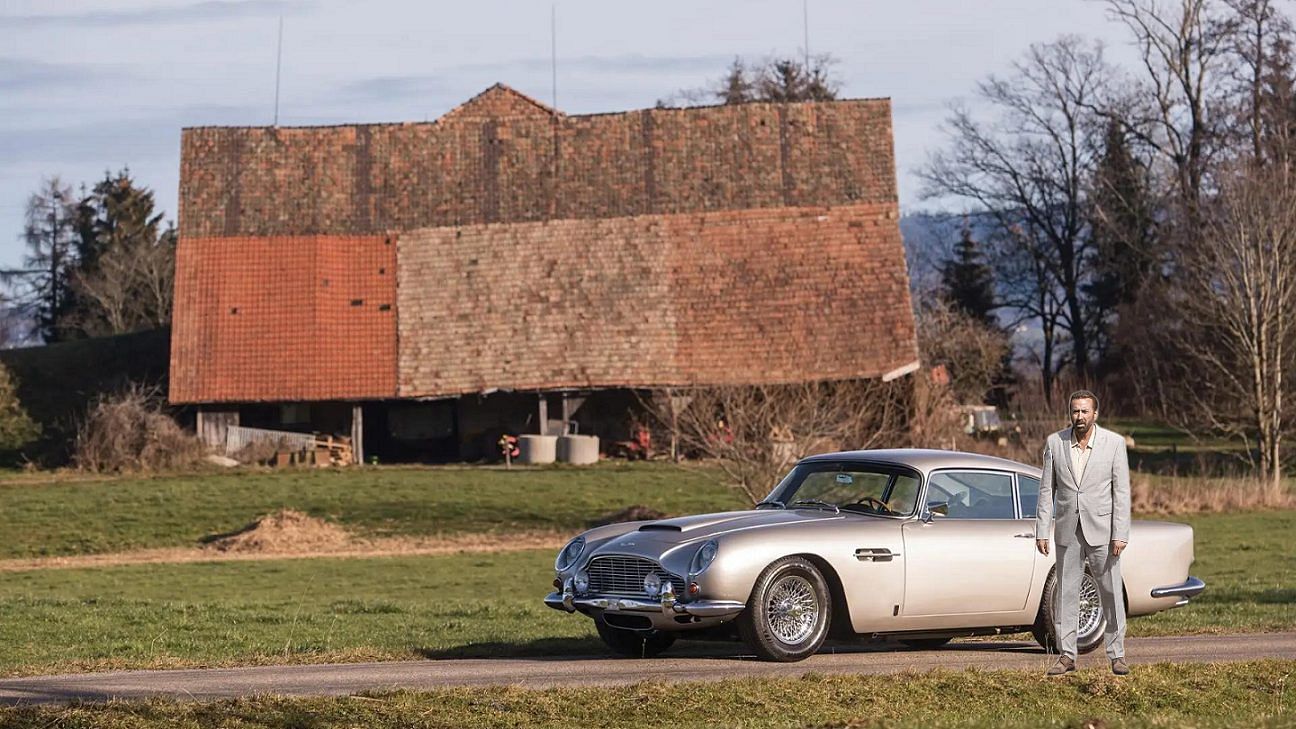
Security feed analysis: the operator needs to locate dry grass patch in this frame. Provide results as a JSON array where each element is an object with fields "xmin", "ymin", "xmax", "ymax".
[
  {"xmin": 74, "ymin": 386, "xmax": 205, "ymax": 473},
  {"xmin": 1132, "ymin": 474, "xmax": 1295, "ymax": 514}
]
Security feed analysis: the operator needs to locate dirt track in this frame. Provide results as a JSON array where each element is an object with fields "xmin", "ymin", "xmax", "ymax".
[
  {"xmin": 2, "ymin": 632, "xmax": 1294, "ymax": 705},
  {"xmin": 0, "ymin": 532, "xmax": 568, "ymax": 572}
]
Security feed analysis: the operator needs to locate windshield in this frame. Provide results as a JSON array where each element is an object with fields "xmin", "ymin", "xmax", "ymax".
[{"xmin": 762, "ymin": 461, "xmax": 922, "ymax": 517}]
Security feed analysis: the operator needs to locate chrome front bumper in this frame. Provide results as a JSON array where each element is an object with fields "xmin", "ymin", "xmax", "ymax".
[
  {"xmin": 543, "ymin": 591, "xmax": 745, "ymax": 618},
  {"xmin": 1151, "ymin": 576, "xmax": 1206, "ymax": 607}
]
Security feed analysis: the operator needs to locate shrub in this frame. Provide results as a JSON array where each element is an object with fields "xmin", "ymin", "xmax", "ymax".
[
  {"xmin": 73, "ymin": 385, "xmax": 206, "ymax": 473},
  {"xmin": 0, "ymin": 363, "xmax": 39, "ymax": 453}
]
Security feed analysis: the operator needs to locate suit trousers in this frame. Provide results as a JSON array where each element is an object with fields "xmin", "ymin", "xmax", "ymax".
[{"xmin": 1054, "ymin": 520, "xmax": 1127, "ymax": 660}]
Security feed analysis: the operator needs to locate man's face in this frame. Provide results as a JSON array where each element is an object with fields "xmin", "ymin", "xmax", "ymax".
[{"xmin": 1070, "ymin": 398, "xmax": 1097, "ymax": 435}]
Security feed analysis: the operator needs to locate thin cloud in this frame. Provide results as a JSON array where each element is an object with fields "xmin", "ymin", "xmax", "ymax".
[
  {"xmin": 337, "ymin": 53, "xmax": 731, "ymax": 105},
  {"xmin": 0, "ymin": 58, "xmax": 127, "ymax": 92},
  {"xmin": 1, "ymin": 0, "xmax": 312, "ymax": 29}
]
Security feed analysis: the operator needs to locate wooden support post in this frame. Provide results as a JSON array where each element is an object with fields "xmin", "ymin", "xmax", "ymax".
[
  {"xmin": 537, "ymin": 394, "xmax": 549, "ymax": 436},
  {"xmin": 351, "ymin": 404, "xmax": 364, "ymax": 465}
]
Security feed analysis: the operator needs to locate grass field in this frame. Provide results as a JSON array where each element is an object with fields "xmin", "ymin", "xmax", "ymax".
[
  {"xmin": 0, "ymin": 510, "xmax": 1290, "ymax": 677},
  {"xmin": 1, "ymin": 661, "xmax": 1292, "ymax": 728},
  {"xmin": 0, "ymin": 463, "xmax": 744, "ymax": 559}
]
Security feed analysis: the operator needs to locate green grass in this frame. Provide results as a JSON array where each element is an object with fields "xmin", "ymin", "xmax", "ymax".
[
  {"xmin": 0, "ymin": 463, "xmax": 744, "ymax": 559},
  {"xmin": 1133, "ymin": 511, "xmax": 1296, "ymax": 635},
  {"xmin": 0, "ymin": 510, "xmax": 1290, "ymax": 677},
  {"xmin": 1, "ymin": 661, "xmax": 1293, "ymax": 728}
]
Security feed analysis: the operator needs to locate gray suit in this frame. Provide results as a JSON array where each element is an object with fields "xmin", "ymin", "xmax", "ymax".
[{"xmin": 1035, "ymin": 424, "xmax": 1131, "ymax": 659}]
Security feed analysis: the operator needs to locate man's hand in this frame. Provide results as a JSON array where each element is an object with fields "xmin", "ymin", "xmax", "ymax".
[
  {"xmin": 1036, "ymin": 539, "xmax": 1049, "ymax": 556},
  {"xmin": 1111, "ymin": 539, "xmax": 1127, "ymax": 556}
]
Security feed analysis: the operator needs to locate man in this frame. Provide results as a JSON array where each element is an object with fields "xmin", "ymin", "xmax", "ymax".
[{"xmin": 1034, "ymin": 390, "xmax": 1131, "ymax": 676}]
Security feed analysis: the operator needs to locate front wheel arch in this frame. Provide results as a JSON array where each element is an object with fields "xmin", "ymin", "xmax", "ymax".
[
  {"xmin": 791, "ymin": 553, "xmax": 853, "ymax": 639},
  {"xmin": 738, "ymin": 556, "xmax": 833, "ymax": 662}
]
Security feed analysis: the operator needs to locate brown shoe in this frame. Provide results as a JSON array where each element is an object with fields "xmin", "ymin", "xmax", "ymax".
[
  {"xmin": 1046, "ymin": 656, "xmax": 1076, "ymax": 676},
  {"xmin": 1111, "ymin": 658, "xmax": 1130, "ymax": 675}
]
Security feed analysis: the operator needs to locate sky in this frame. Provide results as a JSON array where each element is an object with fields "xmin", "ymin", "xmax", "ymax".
[{"xmin": 0, "ymin": 0, "xmax": 1137, "ymax": 269}]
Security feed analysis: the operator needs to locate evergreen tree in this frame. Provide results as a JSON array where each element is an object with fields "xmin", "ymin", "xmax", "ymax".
[
  {"xmin": 715, "ymin": 57, "xmax": 755, "ymax": 104},
  {"xmin": 0, "ymin": 363, "xmax": 39, "ymax": 452},
  {"xmin": 67, "ymin": 169, "xmax": 174, "ymax": 337},
  {"xmin": 13, "ymin": 178, "xmax": 80, "ymax": 343},
  {"xmin": 939, "ymin": 225, "xmax": 997, "ymax": 325},
  {"xmin": 1086, "ymin": 119, "xmax": 1157, "ymax": 368},
  {"xmin": 755, "ymin": 55, "xmax": 839, "ymax": 102}
]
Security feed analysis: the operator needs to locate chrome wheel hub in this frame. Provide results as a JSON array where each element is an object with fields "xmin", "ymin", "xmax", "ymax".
[
  {"xmin": 1078, "ymin": 573, "xmax": 1104, "ymax": 638},
  {"xmin": 766, "ymin": 575, "xmax": 818, "ymax": 644}
]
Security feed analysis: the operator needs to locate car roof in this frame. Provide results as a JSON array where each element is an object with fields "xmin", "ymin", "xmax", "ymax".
[{"xmin": 799, "ymin": 448, "xmax": 1042, "ymax": 478}]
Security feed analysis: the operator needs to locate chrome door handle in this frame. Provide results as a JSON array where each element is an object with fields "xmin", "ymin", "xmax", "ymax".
[
  {"xmin": 1013, "ymin": 533, "xmax": 1035, "ymax": 538},
  {"xmin": 855, "ymin": 548, "xmax": 898, "ymax": 562}
]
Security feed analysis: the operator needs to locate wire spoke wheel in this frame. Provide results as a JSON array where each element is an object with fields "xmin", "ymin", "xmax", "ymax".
[
  {"xmin": 765, "ymin": 575, "xmax": 819, "ymax": 644},
  {"xmin": 1077, "ymin": 572, "xmax": 1104, "ymax": 640}
]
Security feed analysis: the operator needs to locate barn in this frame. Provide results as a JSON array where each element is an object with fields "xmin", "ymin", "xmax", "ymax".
[{"xmin": 169, "ymin": 84, "xmax": 918, "ymax": 462}]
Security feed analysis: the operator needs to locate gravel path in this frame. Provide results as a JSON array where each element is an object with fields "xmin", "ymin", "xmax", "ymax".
[{"xmin": 3, "ymin": 632, "xmax": 1293, "ymax": 705}]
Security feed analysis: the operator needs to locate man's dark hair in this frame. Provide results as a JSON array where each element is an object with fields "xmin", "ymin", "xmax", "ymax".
[{"xmin": 1068, "ymin": 389, "xmax": 1099, "ymax": 412}]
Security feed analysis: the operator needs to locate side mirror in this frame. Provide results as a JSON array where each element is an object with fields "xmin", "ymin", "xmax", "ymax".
[{"xmin": 922, "ymin": 500, "xmax": 949, "ymax": 523}]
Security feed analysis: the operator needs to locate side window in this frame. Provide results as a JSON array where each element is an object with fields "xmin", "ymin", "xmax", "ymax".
[
  {"xmin": 927, "ymin": 471, "xmax": 1016, "ymax": 519},
  {"xmin": 1018, "ymin": 475, "xmax": 1041, "ymax": 519}
]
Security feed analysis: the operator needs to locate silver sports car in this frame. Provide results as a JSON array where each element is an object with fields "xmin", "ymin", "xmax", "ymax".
[{"xmin": 544, "ymin": 449, "xmax": 1205, "ymax": 662}]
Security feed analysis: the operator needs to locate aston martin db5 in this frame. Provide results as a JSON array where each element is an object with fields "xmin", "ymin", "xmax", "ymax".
[{"xmin": 544, "ymin": 449, "xmax": 1204, "ymax": 661}]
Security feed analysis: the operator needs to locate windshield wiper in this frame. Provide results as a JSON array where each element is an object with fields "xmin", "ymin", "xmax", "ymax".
[
  {"xmin": 754, "ymin": 499, "xmax": 785, "ymax": 509},
  {"xmin": 789, "ymin": 499, "xmax": 840, "ymax": 514}
]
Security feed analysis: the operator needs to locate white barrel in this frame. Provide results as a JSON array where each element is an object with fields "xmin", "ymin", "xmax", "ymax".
[
  {"xmin": 517, "ymin": 434, "xmax": 557, "ymax": 464},
  {"xmin": 557, "ymin": 434, "xmax": 599, "ymax": 465}
]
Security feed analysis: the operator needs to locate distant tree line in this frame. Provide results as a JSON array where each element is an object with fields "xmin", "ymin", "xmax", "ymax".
[
  {"xmin": 916, "ymin": 0, "xmax": 1296, "ymax": 485},
  {"xmin": 7, "ymin": 169, "xmax": 175, "ymax": 344},
  {"xmin": 659, "ymin": 54, "xmax": 840, "ymax": 107}
]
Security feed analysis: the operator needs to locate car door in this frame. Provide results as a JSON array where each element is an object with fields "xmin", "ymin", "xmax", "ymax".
[{"xmin": 899, "ymin": 469, "xmax": 1037, "ymax": 617}]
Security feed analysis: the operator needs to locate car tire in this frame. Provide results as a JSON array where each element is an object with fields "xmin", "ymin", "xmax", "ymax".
[
  {"xmin": 1032, "ymin": 567, "xmax": 1106, "ymax": 655},
  {"xmin": 899, "ymin": 637, "xmax": 952, "ymax": 649},
  {"xmin": 738, "ymin": 556, "xmax": 832, "ymax": 662},
  {"xmin": 594, "ymin": 617, "xmax": 676, "ymax": 658}
]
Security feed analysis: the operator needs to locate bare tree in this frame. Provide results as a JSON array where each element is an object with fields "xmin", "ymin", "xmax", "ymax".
[
  {"xmin": 644, "ymin": 380, "xmax": 910, "ymax": 504},
  {"xmin": 1170, "ymin": 161, "xmax": 1296, "ymax": 487},
  {"xmin": 921, "ymin": 37, "xmax": 1109, "ymax": 395},
  {"xmin": 1101, "ymin": 0, "xmax": 1234, "ymax": 213},
  {"xmin": 916, "ymin": 301, "xmax": 1011, "ymax": 405}
]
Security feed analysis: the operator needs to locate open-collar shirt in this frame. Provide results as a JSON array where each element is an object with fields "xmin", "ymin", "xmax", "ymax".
[{"xmin": 1069, "ymin": 426, "xmax": 1095, "ymax": 484}]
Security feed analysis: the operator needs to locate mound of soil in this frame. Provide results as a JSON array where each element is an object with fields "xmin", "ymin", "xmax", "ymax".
[
  {"xmin": 202, "ymin": 509, "xmax": 353, "ymax": 554},
  {"xmin": 587, "ymin": 504, "xmax": 668, "ymax": 528}
]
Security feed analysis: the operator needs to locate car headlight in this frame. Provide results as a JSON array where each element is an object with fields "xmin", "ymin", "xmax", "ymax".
[
  {"xmin": 690, "ymin": 540, "xmax": 719, "ymax": 576},
  {"xmin": 555, "ymin": 536, "xmax": 586, "ymax": 572}
]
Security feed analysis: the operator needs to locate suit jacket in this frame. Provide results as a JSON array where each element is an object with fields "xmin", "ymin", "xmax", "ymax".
[{"xmin": 1034, "ymin": 424, "xmax": 1131, "ymax": 548}]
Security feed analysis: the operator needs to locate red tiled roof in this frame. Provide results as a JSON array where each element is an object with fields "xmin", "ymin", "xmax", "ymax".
[{"xmin": 170, "ymin": 234, "xmax": 397, "ymax": 403}]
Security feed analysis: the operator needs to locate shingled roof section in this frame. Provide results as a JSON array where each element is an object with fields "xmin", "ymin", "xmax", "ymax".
[
  {"xmin": 397, "ymin": 202, "xmax": 914, "ymax": 396},
  {"xmin": 178, "ymin": 97, "xmax": 896, "ymax": 238}
]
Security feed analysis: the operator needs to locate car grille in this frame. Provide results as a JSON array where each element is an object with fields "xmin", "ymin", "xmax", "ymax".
[{"xmin": 587, "ymin": 556, "xmax": 681, "ymax": 596}]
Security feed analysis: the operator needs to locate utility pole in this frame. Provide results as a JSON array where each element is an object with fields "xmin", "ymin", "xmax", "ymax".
[
  {"xmin": 803, "ymin": 0, "xmax": 810, "ymax": 70},
  {"xmin": 274, "ymin": 16, "xmax": 284, "ymax": 126}
]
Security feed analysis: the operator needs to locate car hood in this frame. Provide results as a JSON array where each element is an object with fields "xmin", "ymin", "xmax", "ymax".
[{"xmin": 631, "ymin": 509, "xmax": 841, "ymax": 541}]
